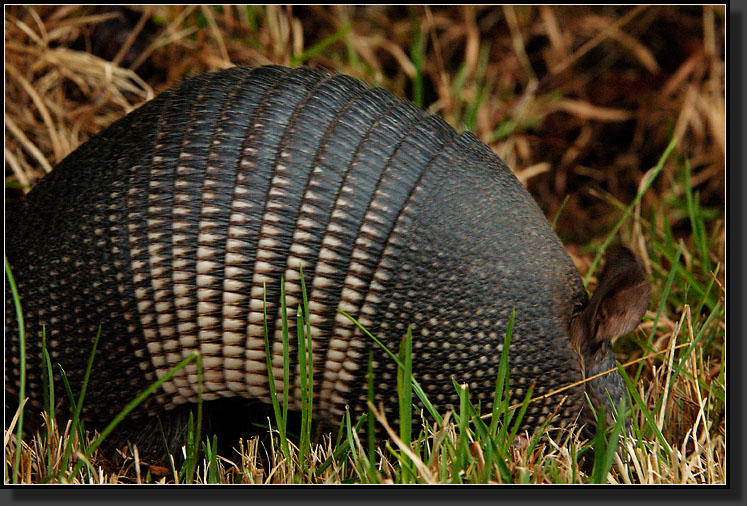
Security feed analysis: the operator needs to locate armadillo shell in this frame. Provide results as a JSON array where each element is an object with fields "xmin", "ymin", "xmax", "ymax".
[{"xmin": 5, "ymin": 65, "xmax": 590, "ymax": 435}]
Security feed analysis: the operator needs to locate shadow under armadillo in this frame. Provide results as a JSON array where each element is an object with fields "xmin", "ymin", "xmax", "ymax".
[{"xmin": 95, "ymin": 397, "xmax": 312, "ymax": 468}]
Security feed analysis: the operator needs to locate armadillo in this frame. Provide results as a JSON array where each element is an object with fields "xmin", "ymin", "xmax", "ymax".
[{"xmin": 4, "ymin": 65, "xmax": 650, "ymax": 448}]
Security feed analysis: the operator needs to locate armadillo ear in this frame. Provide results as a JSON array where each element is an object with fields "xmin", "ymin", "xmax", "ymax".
[{"xmin": 586, "ymin": 245, "xmax": 650, "ymax": 344}]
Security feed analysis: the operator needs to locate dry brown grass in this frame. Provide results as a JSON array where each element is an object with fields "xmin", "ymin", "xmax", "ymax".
[{"xmin": 5, "ymin": 6, "xmax": 726, "ymax": 225}]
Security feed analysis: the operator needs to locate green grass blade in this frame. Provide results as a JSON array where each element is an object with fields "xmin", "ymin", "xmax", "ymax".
[
  {"xmin": 647, "ymin": 242, "xmax": 683, "ymax": 345},
  {"xmin": 314, "ymin": 414, "xmax": 368, "ymax": 477},
  {"xmin": 367, "ymin": 351, "xmax": 376, "ymax": 470},
  {"xmin": 669, "ymin": 301, "xmax": 722, "ymax": 383},
  {"xmin": 60, "ymin": 326, "xmax": 102, "ymax": 474},
  {"xmin": 617, "ymin": 363, "xmax": 671, "ymax": 457},
  {"xmin": 40, "ymin": 326, "xmax": 50, "ymax": 421},
  {"xmin": 343, "ymin": 407, "xmax": 365, "ymax": 481},
  {"xmin": 280, "ymin": 277, "xmax": 291, "ymax": 460},
  {"xmin": 337, "ymin": 6, "xmax": 362, "ymax": 72},
  {"xmin": 58, "ymin": 365, "xmax": 83, "ymax": 445},
  {"xmin": 654, "ymin": 241, "xmax": 718, "ymax": 311},
  {"xmin": 631, "ymin": 241, "xmax": 683, "ymax": 382},
  {"xmin": 584, "ymin": 135, "xmax": 677, "ymax": 286},
  {"xmin": 42, "ymin": 330, "xmax": 55, "ymax": 422},
  {"xmin": 589, "ymin": 406, "xmax": 608, "ymax": 483},
  {"xmin": 682, "ymin": 158, "xmax": 711, "ymax": 273},
  {"xmin": 40, "ymin": 325, "xmax": 57, "ymax": 476},
  {"xmin": 157, "ymin": 417, "xmax": 178, "ymax": 482},
  {"xmin": 490, "ymin": 308, "xmax": 514, "ymax": 436},
  {"xmin": 337, "ymin": 309, "xmax": 442, "ymax": 425},
  {"xmin": 462, "ymin": 45, "xmax": 491, "ymax": 131},
  {"xmin": 290, "ymin": 24, "xmax": 352, "ymax": 66},
  {"xmin": 297, "ymin": 304, "xmax": 308, "ymax": 464},
  {"xmin": 454, "ymin": 380, "xmax": 470, "ymax": 482},
  {"xmin": 262, "ymin": 281, "xmax": 290, "ymax": 464},
  {"xmin": 183, "ymin": 412, "xmax": 195, "ymax": 484},
  {"xmin": 68, "ymin": 352, "xmax": 200, "ymax": 480},
  {"xmin": 397, "ymin": 327, "xmax": 414, "ymax": 483},
  {"xmin": 187, "ymin": 352, "xmax": 205, "ymax": 484},
  {"xmin": 507, "ymin": 385, "xmax": 533, "ymax": 452},
  {"xmin": 202, "ymin": 434, "xmax": 219, "ymax": 483},
  {"xmin": 297, "ymin": 265, "xmax": 314, "ymax": 466},
  {"xmin": 467, "ymin": 398, "xmax": 512, "ymax": 483},
  {"xmin": 693, "ymin": 263, "xmax": 719, "ymax": 325},
  {"xmin": 551, "ymin": 195, "xmax": 571, "ymax": 229},
  {"xmin": 597, "ymin": 400, "xmax": 626, "ymax": 484},
  {"xmin": 5, "ymin": 256, "xmax": 26, "ymax": 484}
]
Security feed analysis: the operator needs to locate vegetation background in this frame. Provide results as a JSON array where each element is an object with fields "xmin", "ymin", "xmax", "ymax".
[{"xmin": 4, "ymin": 5, "xmax": 725, "ymax": 485}]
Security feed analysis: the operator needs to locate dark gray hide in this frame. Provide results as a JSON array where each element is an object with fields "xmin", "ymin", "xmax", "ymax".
[{"xmin": 5, "ymin": 66, "xmax": 649, "ymax": 449}]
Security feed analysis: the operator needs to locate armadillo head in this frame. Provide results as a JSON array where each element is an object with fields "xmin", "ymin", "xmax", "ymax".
[{"xmin": 569, "ymin": 245, "xmax": 650, "ymax": 431}]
